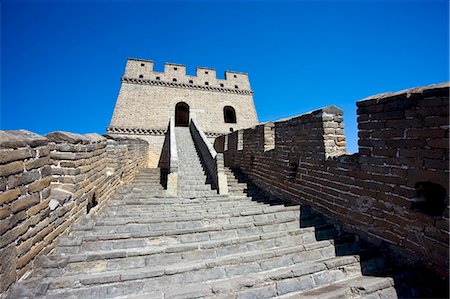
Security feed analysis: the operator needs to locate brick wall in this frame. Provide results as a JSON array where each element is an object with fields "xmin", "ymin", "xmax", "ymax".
[
  {"xmin": 0, "ymin": 130, "xmax": 148, "ymax": 293},
  {"xmin": 216, "ymin": 83, "xmax": 449, "ymax": 278}
]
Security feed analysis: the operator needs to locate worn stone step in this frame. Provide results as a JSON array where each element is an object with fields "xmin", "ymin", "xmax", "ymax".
[
  {"xmin": 180, "ymin": 185, "xmax": 214, "ymax": 191},
  {"xmin": 69, "ymin": 212, "xmax": 308, "ymax": 240},
  {"xmin": 42, "ymin": 255, "xmax": 366, "ymax": 299},
  {"xmin": 179, "ymin": 191, "xmax": 219, "ymax": 197},
  {"xmin": 57, "ymin": 223, "xmax": 341, "ymax": 263},
  {"xmin": 49, "ymin": 237, "xmax": 343, "ymax": 278},
  {"xmin": 58, "ymin": 219, "xmax": 331, "ymax": 254},
  {"xmin": 274, "ymin": 275, "xmax": 395, "ymax": 299},
  {"xmin": 95, "ymin": 204, "xmax": 303, "ymax": 220}
]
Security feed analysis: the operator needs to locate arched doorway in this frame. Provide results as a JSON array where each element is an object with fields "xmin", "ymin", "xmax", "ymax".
[
  {"xmin": 223, "ymin": 106, "xmax": 237, "ymax": 123},
  {"xmin": 175, "ymin": 102, "xmax": 189, "ymax": 126}
]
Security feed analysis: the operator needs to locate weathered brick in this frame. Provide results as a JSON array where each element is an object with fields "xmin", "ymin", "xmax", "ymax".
[
  {"xmin": 27, "ymin": 198, "xmax": 50, "ymax": 217},
  {"xmin": 0, "ymin": 244, "xmax": 17, "ymax": 293},
  {"xmin": 49, "ymin": 152, "xmax": 78, "ymax": 160},
  {"xmin": 0, "ymin": 161, "xmax": 24, "ymax": 177},
  {"xmin": 0, "ymin": 213, "xmax": 29, "ymax": 246},
  {"xmin": 16, "ymin": 241, "xmax": 45, "ymax": 269},
  {"xmin": 25, "ymin": 156, "xmax": 50, "ymax": 171},
  {"xmin": 427, "ymin": 138, "xmax": 449, "ymax": 149},
  {"xmin": 11, "ymin": 194, "xmax": 40, "ymax": 213},
  {"xmin": 406, "ymin": 128, "xmax": 447, "ymax": 138},
  {"xmin": 27, "ymin": 177, "xmax": 52, "ymax": 193},
  {"xmin": 0, "ymin": 149, "xmax": 33, "ymax": 165},
  {"xmin": 0, "ymin": 205, "xmax": 12, "ymax": 220},
  {"xmin": 7, "ymin": 170, "xmax": 41, "ymax": 189},
  {"xmin": 0, "ymin": 188, "xmax": 22, "ymax": 205}
]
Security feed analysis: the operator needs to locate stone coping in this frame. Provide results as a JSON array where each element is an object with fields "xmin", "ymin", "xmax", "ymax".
[
  {"xmin": 0, "ymin": 130, "xmax": 148, "ymax": 148},
  {"xmin": 358, "ymin": 82, "xmax": 449, "ymax": 106}
]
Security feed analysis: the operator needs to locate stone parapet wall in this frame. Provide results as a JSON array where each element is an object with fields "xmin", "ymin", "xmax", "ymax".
[
  {"xmin": 0, "ymin": 130, "xmax": 148, "ymax": 293},
  {"xmin": 216, "ymin": 83, "xmax": 449, "ymax": 279}
]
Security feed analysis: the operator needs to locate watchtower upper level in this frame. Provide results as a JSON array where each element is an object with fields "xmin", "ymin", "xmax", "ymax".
[
  {"xmin": 123, "ymin": 58, "xmax": 252, "ymax": 92},
  {"xmin": 109, "ymin": 58, "xmax": 258, "ymax": 137}
]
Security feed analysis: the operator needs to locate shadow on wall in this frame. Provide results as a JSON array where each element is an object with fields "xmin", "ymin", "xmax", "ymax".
[
  {"xmin": 298, "ymin": 203, "xmax": 450, "ymax": 299},
  {"xmin": 226, "ymin": 167, "xmax": 448, "ymax": 298},
  {"xmin": 227, "ymin": 169, "xmax": 448, "ymax": 298},
  {"xmin": 158, "ymin": 127, "xmax": 170, "ymax": 189}
]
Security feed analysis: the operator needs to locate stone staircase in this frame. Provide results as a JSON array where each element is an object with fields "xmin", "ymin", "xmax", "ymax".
[
  {"xmin": 175, "ymin": 127, "xmax": 217, "ymax": 198},
  {"xmin": 8, "ymin": 166, "xmax": 410, "ymax": 299},
  {"xmin": 7, "ymin": 129, "xmax": 433, "ymax": 299}
]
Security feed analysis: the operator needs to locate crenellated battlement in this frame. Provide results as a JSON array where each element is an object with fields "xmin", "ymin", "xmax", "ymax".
[{"xmin": 124, "ymin": 58, "xmax": 251, "ymax": 91}]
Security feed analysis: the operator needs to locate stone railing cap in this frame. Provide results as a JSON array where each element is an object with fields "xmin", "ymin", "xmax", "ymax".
[
  {"xmin": 84, "ymin": 133, "xmax": 107, "ymax": 143},
  {"xmin": 273, "ymin": 106, "xmax": 343, "ymax": 124},
  {"xmin": 358, "ymin": 82, "xmax": 449, "ymax": 106},
  {"xmin": 0, "ymin": 130, "xmax": 48, "ymax": 148},
  {"xmin": 104, "ymin": 134, "xmax": 147, "ymax": 143},
  {"xmin": 46, "ymin": 131, "xmax": 90, "ymax": 144}
]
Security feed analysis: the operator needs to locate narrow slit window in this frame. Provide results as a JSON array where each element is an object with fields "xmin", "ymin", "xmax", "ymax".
[
  {"xmin": 139, "ymin": 75, "xmax": 143, "ymax": 78},
  {"xmin": 205, "ymin": 82, "xmax": 209, "ymax": 86},
  {"xmin": 173, "ymin": 78, "xmax": 177, "ymax": 82},
  {"xmin": 141, "ymin": 63, "xmax": 145, "ymax": 67},
  {"xmin": 156, "ymin": 76, "xmax": 160, "ymax": 80}
]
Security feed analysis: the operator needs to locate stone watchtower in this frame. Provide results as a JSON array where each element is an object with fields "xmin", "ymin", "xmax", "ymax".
[{"xmin": 108, "ymin": 58, "xmax": 259, "ymax": 167}]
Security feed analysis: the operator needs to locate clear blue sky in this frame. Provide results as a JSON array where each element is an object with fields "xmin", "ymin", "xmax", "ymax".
[{"xmin": 1, "ymin": 0, "xmax": 448, "ymax": 153}]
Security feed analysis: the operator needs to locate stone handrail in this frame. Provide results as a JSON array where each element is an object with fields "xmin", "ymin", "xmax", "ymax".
[
  {"xmin": 166, "ymin": 116, "xmax": 178, "ymax": 195},
  {"xmin": 189, "ymin": 119, "xmax": 228, "ymax": 195}
]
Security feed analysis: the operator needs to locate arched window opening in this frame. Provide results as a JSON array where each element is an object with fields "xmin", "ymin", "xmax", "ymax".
[
  {"xmin": 224, "ymin": 106, "xmax": 237, "ymax": 124},
  {"xmin": 175, "ymin": 102, "xmax": 190, "ymax": 127}
]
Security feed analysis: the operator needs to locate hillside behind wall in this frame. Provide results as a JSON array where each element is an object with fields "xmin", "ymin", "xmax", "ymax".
[
  {"xmin": 0, "ymin": 131, "xmax": 148, "ymax": 294},
  {"xmin": 216, "ymin": 83, "xmax": 449, "ymax": 280}
]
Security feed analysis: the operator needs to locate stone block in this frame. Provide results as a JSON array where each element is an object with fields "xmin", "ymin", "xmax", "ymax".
[
  {"xmin": 0, "ymin": 130, "xmax": 47, "ymax": 149},
  {"xmin": 16, "ymin": 241, "xmax": 45, "ymax": 269},
  {"xmin": 0, "ymin": 148, "xmax": 33, "ymax": 165},
  {"xmin": 164, "ymin": 284, "xmax": 212, "ymax": 299},
  {"xmin": 120, "ymin": 267, "xmax": 165, "ymax": 281},
  {"xmin": 46, "ymin": 131, "xmax": 90, "ymax": 144},
  {"xmin": 84, "ymin": 133, "xmax": 107, "ymax": 143},
  {"xmin": 80, "ymin": 273, "xmax": 121, "ymax": 285},
  {"xmin": 0, "ymin": 188, "xmax": 22, "ymax": 205},
  {"xmin": 11, "ymin": 193, "xmax": 40, "ymax": 213},
  {"xmin": 183, "ymin": 267, "xmax": 226, "ymax": 283},
  {"xmin": 7, "ymin": 169, "xmax": 41, "ymax": 189},
  {"xmin": 0, "ymin": 243, "xmax": 17, "ymax": 293},
  {"xmin": 28, "ymin": 176, "xmax": 52, "ymax": 193},
  {"xmin": 25, "ymin": 156, "xmax": 50, "ymax": 171},
  {"xmin": 237, "ymin": 285, "xmax": 277, "ymax": 299},
  {"xmin": 49, "ymin": 151, "xmax": 79, "ymax": 160},
  {"xmin": 0, "ymin": 161, "xmax": 24, "ymax": 177}
]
